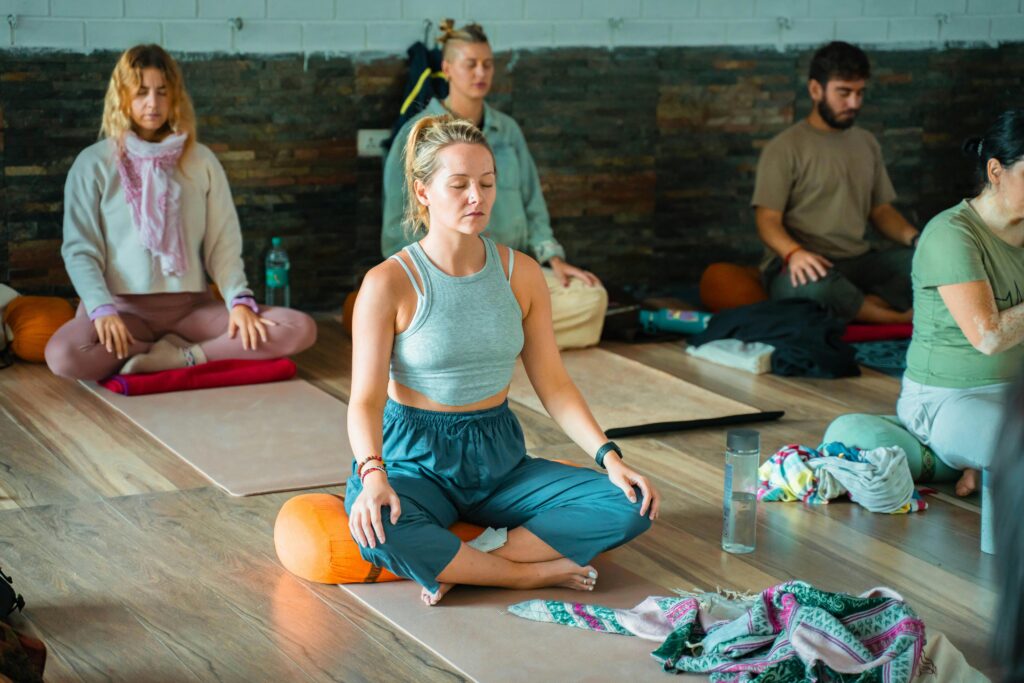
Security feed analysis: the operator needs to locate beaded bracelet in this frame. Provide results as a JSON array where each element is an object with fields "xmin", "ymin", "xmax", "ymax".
[
  {"xmin": 360, "ymin": 465, "xmax": 387, "ymax": 483},
  {"xmin": 357, "ymin": 457, "xmax": 384, "ymax": 477}
]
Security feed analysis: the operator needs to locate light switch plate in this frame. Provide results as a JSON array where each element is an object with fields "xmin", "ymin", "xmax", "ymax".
[{"xmin": 357, "ymin": 129, "xmax": 390, "ymax": 158}]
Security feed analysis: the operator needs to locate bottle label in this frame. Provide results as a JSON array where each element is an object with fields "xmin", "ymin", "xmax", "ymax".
[
  {"xmin": 266, "ymin": 266, "xmax": 289, "ymax": 288},
  {"xmin": 667, "ymin": 310, "xmax": 701, "ymax": 322}
]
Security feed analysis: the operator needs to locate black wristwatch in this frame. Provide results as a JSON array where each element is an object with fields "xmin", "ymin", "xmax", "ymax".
[{"xmin": 595, "ymin": 441, "xmax": 623, "ymax": 469}]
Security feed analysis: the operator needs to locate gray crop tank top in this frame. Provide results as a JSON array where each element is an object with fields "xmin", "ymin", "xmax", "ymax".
[{"xmin": 389, "ymin": 236, "xmax": 525, "ymax": 406}]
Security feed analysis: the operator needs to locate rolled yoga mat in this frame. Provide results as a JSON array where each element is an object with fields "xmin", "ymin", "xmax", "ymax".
[
  {"xmin": 340, "ymin": 556, "xmax": 683, "ymax": 682},
  {"xmin": 83, "ymin": 378, "xmax": 351, "ymax": 496},
  {"xmin": 509, "ymin": 348, "xmax": 781, "ymax": 436}
]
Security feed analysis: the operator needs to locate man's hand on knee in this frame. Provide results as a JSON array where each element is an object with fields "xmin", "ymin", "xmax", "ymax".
[{"xmin": 788, "ymin": 249, "xmax": 834, "ymax": 287}]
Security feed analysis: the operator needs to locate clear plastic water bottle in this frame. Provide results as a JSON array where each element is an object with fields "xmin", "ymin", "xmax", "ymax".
[
  {"xmin": 722, "ymin": 429, "xmax": 760, "ymax": 554},
  {"xmin": 265, "ymin": 236, "xmax": 290, "ymax": 308},
  {"xmin": 980, "ymin": 469, "xmax": 994, "ymax": 555}
]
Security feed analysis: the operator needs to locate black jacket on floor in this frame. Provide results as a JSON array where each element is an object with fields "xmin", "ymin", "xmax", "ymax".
[{"xmin": 689, "ymin": 299, "xmax": 860, "ymax": 378}]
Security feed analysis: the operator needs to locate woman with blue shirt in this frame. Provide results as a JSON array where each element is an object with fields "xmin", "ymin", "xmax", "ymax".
[
  {"xmin": 381, "ymin": 21, "xmax": 607, "ymax": 350},
  {"xmin": 349, "ymin": 115, "xmax": 658, "ymax": 606}
]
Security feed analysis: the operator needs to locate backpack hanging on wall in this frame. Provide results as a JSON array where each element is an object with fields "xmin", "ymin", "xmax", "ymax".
[{"xmin": 383, "ymin": 33, "xmax": 449, "ymax": 152}]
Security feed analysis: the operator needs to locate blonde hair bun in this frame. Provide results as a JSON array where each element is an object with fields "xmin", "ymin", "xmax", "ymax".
[{"xmin": 437, "ymin": 19, "xmax": 488, "ymax": 56}]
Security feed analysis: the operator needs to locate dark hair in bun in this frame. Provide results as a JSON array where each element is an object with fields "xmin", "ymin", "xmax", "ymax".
[{"xmin": 963, "ymin": 109, "xmax": 1024, "ymax": 191}]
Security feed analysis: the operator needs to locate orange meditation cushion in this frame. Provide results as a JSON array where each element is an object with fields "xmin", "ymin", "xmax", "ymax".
[
  {"xmin": 5, "ymin": 296, "xmax": 75, "ymax": 363},
  {"xmin": 699, "ymin": 263, "xmax": 768, "ymax": 313}
]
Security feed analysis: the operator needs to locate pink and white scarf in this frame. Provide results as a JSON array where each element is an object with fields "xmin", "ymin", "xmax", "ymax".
[{"xmin": 117, "ymin": 131, "xmax": 189, "ymax": 276}]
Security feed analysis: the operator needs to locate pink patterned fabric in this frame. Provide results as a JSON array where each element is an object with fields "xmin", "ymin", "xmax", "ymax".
[{"xmin": 117, "ymin": 132, "xmax": 189, "ymax": 276}]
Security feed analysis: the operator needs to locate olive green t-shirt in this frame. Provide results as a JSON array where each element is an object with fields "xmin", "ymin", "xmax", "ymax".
[
  {"xmin": 906, "ymin": 200, "xmax": 1024, "ymax": 388},
  {"xmin": 751, "ymin": 120, "xmax": 897, "ymax": 261}
]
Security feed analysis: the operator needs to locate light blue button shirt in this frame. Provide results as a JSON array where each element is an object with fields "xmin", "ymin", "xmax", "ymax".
[{"xmin": 381, "ymin": 98, "xmax": 566, "ymax": 264}]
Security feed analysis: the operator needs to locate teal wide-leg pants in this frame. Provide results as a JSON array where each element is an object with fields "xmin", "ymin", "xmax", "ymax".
[{"xmin": 344, "ymin": 399, "xmax": 651, "ymax": 593}]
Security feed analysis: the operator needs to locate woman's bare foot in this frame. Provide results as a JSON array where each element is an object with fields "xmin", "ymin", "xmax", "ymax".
[
  {"xmin": 955, "ymin": 468, "xmax": 980, "ymax": 497},
  {"xmin": 521, "ymin": 558, "xmax": 598, "ymax": 592},
  {"xmin": 422, "ymin": 559, "xmax": 598, "ymax": 606},
  {"xmin": 422, "ymin": 582, "xmax": 455, "ymax": 606}
]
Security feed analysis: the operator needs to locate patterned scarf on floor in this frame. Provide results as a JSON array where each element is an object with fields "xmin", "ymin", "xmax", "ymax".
[{"xmin": 509, "ymin": 581, "xmax": 926, "ymax": 682}]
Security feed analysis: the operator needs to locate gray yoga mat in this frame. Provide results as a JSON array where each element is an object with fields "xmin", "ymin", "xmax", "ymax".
[
  {"xmin": 84, "ymin": 379, "xmax": 350, "ymax": 496},
  {"xmin": 341, "ymin": 555, "xmax": 696, "ymax": 682}
]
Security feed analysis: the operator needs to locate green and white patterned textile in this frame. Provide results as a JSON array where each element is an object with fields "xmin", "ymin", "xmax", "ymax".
[{"xmin": 509, "ymin": 581, "xmax": 926, "ymax": 682}]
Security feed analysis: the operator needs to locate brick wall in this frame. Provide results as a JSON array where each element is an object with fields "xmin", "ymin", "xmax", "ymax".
[{"xmin": 3, "ymin": 43, "xmax": 1022, "ymax": 309}]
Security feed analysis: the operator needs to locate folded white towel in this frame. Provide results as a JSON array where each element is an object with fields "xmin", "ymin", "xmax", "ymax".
[{"xmin": 686, "ymin": 339, "xmax": 774, "ymax": 374}]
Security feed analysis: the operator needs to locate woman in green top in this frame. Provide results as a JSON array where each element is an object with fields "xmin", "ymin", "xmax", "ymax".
[
  {"xmin": 897, "ymin": 109, "xmax": 1024, "ymax": 496},
  {"xmin": 381, "ymin": 20, "xmax": 607, "ymax": 350}
]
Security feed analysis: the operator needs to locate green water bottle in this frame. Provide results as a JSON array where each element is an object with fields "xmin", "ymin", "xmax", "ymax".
[{"xmin": 265, "ymin": 237, "xmax": 290, "ymax": 307}]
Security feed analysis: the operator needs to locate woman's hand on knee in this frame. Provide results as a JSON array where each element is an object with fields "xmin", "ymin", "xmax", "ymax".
[
  {"xmin": 93, "ymin": 314, "xmax": 135, "ymax": 359},
  {"xmin": 348, "ymin": 474, "xmax": 402, "ymax": 549},
  {"xmin": 606, "ymin": 460, "xmax": 660, "ymax": 521},
  {"xmin": 228, "ymin": 305, "xmax": 278, "ymax": 351}
]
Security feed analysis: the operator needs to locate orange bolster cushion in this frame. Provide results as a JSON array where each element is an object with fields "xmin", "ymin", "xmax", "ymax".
[
  {"xmin": 274, "ymin": 460, "xmax": 586, "ymax": 584},
  {"xmin": 5, "ymin": 296, "xmax": 75, "ymax": 363},
  {"xmin": 699, "ymin": 263, "xmax": 768, "ymax": 313},
  {"xmin": 274, "ymin": 493, "xmax": 486, "ymax": 584}
]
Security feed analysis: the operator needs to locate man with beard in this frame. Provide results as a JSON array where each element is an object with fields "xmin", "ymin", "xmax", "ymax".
[{"xmin": 751, "ymin": 41, "xmax": 919, "ymax": 323}]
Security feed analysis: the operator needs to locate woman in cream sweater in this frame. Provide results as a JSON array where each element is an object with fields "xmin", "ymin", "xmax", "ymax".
[{"xmin": 46, "ymin": 44, "xmax": 315, "ymax": 380}]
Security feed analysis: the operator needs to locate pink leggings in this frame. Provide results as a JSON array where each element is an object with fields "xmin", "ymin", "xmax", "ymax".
[{"xmin": 45, "ymin": 291, "xmax": 317, "ymax": 380}]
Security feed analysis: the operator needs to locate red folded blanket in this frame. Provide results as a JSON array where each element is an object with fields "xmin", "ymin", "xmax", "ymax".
[
  {"xmin": 841, "ymin": 323, "xmax": 913, "ymax": 343},
  {"xmin": 100, "ymin": 358, "xmax": 297, "ymax": 396}
]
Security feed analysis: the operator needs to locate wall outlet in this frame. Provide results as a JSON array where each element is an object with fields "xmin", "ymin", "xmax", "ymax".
[{"xmin": 357, "ymin": 129, "xmax": 390, "ymax": 158}]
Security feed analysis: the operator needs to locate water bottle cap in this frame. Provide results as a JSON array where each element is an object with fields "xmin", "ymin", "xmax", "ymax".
[
  {"xmin": 727, "ymin": 429, "xmax": 760, "ymax": 452},
  {"xmin": 271, "ymin": 237, "xmax": 282, "ymax": 247}
]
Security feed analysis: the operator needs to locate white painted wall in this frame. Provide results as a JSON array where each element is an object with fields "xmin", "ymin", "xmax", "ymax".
[{"xmin": 0, "ymin": 0, "xmax": 1021, "ymax": 53}]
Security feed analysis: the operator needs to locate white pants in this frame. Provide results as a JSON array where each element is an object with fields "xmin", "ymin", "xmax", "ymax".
[{"xmin": 896, "ymin": 376, "xmax": 1009, "ymax": 471}]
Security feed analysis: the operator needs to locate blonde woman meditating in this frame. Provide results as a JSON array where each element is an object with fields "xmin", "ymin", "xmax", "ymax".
[
  {"xmin": 382, "ymin": 20, "xmax": 607, "ymax": 350},
  {"xmin": 348, "ymin": 115, "xmax": 658, "ymax": 606},
  {"xmin": 46, "ymin": 44, "xmax": 315, "ymax": 381}
]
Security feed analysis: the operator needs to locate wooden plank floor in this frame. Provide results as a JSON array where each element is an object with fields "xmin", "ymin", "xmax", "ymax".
[{"xmin": 0, "ymin": 318, "xmax": 995, "ymax": 681}]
